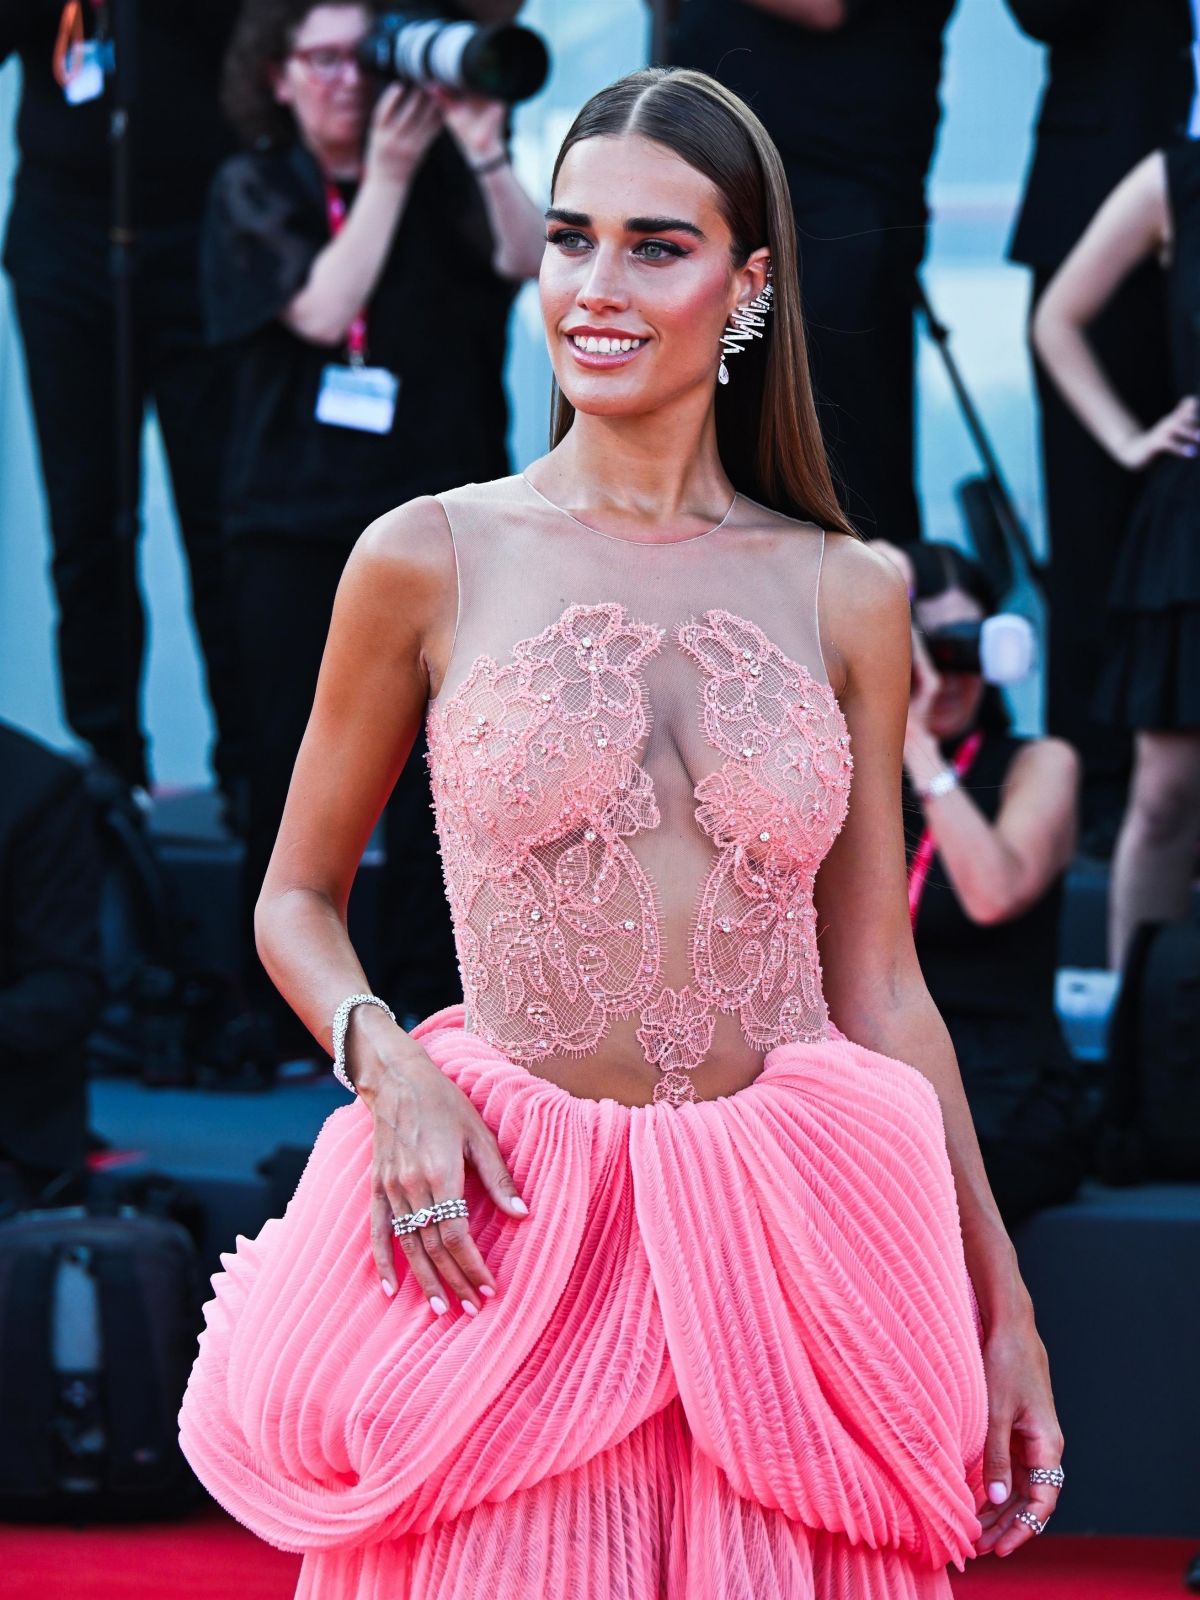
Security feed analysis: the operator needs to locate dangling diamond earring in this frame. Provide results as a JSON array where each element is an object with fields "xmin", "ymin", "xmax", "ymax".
[{"xmin": 718, "ymin": 274, "xmax": 774, "ymax": 385}]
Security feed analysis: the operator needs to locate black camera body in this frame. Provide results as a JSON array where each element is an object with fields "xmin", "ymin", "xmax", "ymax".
[
  {"xmin": 921, "ymin": 616, "xmax": 1036, "ymax": 684},
  {"xmin": 358, "ymin": 10, "xmax": 549, "ymax": 103}
]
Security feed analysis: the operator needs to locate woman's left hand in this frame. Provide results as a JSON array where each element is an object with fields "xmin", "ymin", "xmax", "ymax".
[
  {"xmin": 428, "ymin": 88, "xmax": 507, "ymax": 166},
  {"xmin": 974, "ymin": 1312, "xmax": 1066, "ymax": 1557},
  {"xmin": 906, "ymin": 624, "xmax": 941, "ymax": 745}
]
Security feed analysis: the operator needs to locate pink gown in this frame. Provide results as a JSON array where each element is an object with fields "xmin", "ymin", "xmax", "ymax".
[{"xmin": 178, "ymin": 475, "xmax": 989, "ymax": 1598}]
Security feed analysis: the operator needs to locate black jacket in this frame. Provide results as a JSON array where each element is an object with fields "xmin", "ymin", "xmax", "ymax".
[
  {"xmin": 0, "ymin": 0, "xmax": 237, "ymax": 225},
  {"xmin": 0, "ymin": 724, "xmax": 103, "ymax": 1172},
  {"xmin": 1006, "ymin": 0, "xmax": 1195, "ymax": 270}
]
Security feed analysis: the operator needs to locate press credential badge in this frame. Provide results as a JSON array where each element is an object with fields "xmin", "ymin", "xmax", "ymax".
[{"xmin": 315, "ymin": 364, "xmax": 399, "ymax": 434}]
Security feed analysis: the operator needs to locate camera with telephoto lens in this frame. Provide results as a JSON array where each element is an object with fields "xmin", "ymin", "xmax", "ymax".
[
  {"xmin": 920, "ymin": 615, "xmax": 1037, "ymax": 685},
  {"xmin": 358, "ymin": 9, "xmax": 549, "ymax": 103}
]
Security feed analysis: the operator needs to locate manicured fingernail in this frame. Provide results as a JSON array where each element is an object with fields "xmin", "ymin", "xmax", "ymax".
[
  {"xmin": 478, "ymin": 1284, "xmax": 496, "ymax": 1298},
  {"xmin": 509, "ymin": 1197, "xmax": 528, "ymax": 1215},
  {"xmin": 429, "ymin": 1296, "xmax": 448, "ymax": 1315},
  {"xmin": 381, "ymin": 1280, "xmax": 395, "ymax": 1297},
  {"xmin": 460, "ymin": 1300, "xmax": 478, "ymax": 1317},
  {"xmin": 987, "ymin": 1481, "xmax": 1008, "ymax": 1505}
]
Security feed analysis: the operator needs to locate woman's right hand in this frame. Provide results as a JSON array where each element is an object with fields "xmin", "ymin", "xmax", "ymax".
[
  {"xmin": 349, "ymin": 1008, "xmax": 529, "ymax": 1314},
  {"xmin": 364, "ymin": 82, "xmax": 445, "ymax": 189},
  {"xmin": 1115, "ymin": 394, "xmax": 1200, "ymax": 469}
]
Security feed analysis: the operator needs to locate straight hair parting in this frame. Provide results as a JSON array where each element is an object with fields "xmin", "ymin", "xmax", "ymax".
[{"xmin": 548, "ymin": 67, "xmax": 862, "ymax": 541}]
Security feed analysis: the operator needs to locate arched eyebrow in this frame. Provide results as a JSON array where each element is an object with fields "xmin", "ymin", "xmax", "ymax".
[{"xmin": 545, "ymin": 207, "xmax": 706, "ymax": 241}]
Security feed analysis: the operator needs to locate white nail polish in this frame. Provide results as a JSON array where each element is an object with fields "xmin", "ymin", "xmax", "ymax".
[
  {"xmin": 461, "ymin": 1300, "xmax": 478, "ymax": 1317},
  {"xmin": 429, "ymin": 1296, "xmax": 448, "ymax": 1315}
]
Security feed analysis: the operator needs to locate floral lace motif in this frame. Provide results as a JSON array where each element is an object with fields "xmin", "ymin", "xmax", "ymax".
[
  {"xmin": 678, "ymin": 609, "xmax": 854, "ymax": 1056},
  {"xmin": 426, "ymin": 604, "xmax": 665, "ymax": 1064},
  {"xmin": 636, "ymin": 986, "xmax": 714, "ymax": 1106},
  {"xmin": 426, "ymin": 603, "xmax": 854, "ymax": 1104}
]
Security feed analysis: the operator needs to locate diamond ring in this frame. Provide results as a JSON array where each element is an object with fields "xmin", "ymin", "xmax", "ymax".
[
  {"xmin": 1028, "ymin": 1466, "xmax": 1065, "ymax": 1488},
  {"xmin": 392, "ymin": 1197, "xmax": 468, "ymax": 1237}
]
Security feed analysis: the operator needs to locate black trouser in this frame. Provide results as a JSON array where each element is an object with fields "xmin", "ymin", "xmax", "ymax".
[
  {"xmin": 230, "ymin": 535, "xmax": 460, "ymax": 1051},
  {"xmin": 788, "ymin": 172, "xmax": 926, "ymax": 546},
  {"xmin": 1030, "ymin": 257, "xmax": 1173, "ymax": 825},
  {"xmin": 6, "ymin": 191, "xmax": 246, "ymax": 795}
]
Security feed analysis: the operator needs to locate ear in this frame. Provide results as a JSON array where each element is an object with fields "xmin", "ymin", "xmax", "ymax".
[
  {"xmin": 733, "ymin": 246, "xmax": 772, "ymax": 310},
  {"xmin": 268, "ymin": 60, "xmax": 292, "ymax": 107}
]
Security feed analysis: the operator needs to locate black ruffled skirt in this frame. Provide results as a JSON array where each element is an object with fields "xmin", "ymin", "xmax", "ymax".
[{"xmin": 1092, "ymin": 450, "xmax": 1200, "ymax": 731}]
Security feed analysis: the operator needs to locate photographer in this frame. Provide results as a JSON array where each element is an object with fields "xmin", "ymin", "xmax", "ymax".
[
  {"xmin": 206, "ymin": 0, "xmax": 543, "ymax": 1057},
  {"xmin": 0, "ymin": 1, "xmax": 246, "ymax": 805},
  {"xmin": 878, "ymin": 539, "xmax": 1090, "ymax": 1227}
]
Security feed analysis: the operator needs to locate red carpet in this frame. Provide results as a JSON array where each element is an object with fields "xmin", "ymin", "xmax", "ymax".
[{"xmin": 0, "ymin": 1505, "xmax": 1192, "ymax": 1597}]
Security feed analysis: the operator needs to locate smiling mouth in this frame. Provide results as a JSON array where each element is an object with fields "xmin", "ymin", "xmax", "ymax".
[{"xmin": 565, "ymin": 334, "xmax": 647, "ymax": 363}]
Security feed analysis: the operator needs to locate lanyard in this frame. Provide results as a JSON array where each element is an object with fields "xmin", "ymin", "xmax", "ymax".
[
  {"xmin": 52, "ymin": 0, "xmax": 106, "ymax": 89},
  {"xmin": 323, "ymin": 179, "xmax": 368, "ymax": 367},
  {"xmin": 907, "ymin": 729, "xmax": 984, "ymax": 927}
]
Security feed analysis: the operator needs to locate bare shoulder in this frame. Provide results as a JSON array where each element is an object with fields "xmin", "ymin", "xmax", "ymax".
[
  {"xmin": 350, "ymin": 494, "xmax": 455, "ymax": 586},
  {"xmin": 337, "ymin": 496, "xmax": 459, "ymax": 686},
  {"xmin": 816, "ymin": 530, "xmax": 910, "ymax": 698},
  {"xmin": 345, "ymin": 495, "xmax": 457, "ymax": 618}
]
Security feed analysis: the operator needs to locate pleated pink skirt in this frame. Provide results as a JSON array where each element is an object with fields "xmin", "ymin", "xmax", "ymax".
[{"xmin": 179, "ymin": 1006, "xmax": 989, "ymax": 1599}]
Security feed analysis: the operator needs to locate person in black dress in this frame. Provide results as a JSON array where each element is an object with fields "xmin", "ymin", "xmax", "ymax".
[
  {"xmin": 667, "ymin": 0, "xmax": 955, "ymax": 547},
  {"xmin": 206, "ymin": 0, "xmax": 543, "ymax": 1056},
  {"xmin": 1032, "ymin": 141, "xmax": 1200, "ymax": 971},
  {"xmin": 876, "ymin": 540, "xmax": 1089, "ymax": 1227},
  {"xmin": 1004, "ymin": 0, "xmax": 1194, "ymax": 855},
  {"xmin": 0, "ymin": 1, "xmax": 246, "ymax": 804}
]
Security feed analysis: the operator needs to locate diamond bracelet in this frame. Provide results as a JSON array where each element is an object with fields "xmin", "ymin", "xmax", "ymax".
[{"xmin": 331, "ymin": 992, "xmax": 397, "ymax": 1093}]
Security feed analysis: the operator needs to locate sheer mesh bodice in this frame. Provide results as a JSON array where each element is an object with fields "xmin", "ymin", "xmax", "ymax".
[{"xmin": 424, "ymin": 474, "xmax": 854, "ymax": 1105}]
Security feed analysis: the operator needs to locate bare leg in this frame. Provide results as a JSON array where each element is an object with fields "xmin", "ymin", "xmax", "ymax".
[{"xmin": 1107, "ymin": 729, "xmax": 1200, "ymax": 969}]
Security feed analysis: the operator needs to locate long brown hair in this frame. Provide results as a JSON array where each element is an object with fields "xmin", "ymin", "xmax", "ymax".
[{"xmin": 548, "ymin": 67, "xmax": 860, "ymax": 540}]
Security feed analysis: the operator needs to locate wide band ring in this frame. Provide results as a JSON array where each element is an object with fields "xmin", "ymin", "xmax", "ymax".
[
  {"xmin": 1013, "ymin": 1509, "xmax": 1047, "ymax": 1536},
  {"xmin": 391, "ymin": 1197, "xmax": 468, "ymax": 1238},
  {"xmin": 1028, "ymin": 1466, "xmax": 1065, "ymax": 1488}
]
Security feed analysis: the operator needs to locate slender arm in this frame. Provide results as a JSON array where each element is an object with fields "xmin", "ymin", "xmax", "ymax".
[
  {"xmin": 471, "ymin": 157, "xmax": 548, "ymax": 281},
  {"xmin": 903, "ymin": 734, "xmax": 1079, "ymax": 925},
  {"xmin": 1030, "ymin": 151, "xmax": 1169, "ymax": 462},
  {"xmin": 813, "ymin": 540, "xmax": 1030, "ymax": 1331},
  {"xmin": 282, "ymin": 173, "xmax": 413, "ymax": 347}
]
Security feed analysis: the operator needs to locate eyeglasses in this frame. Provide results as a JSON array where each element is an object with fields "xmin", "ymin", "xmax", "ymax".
[{"xmin": 288, "ymin": 44, "xmax": 363, "ymax": 83}]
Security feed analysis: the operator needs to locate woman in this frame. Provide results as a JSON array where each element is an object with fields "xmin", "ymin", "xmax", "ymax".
[
  {"xmin": 1032, "ymin": 141, "xmax": 1200, "ymax": 971},
  {"xmin": 206, "ymin": 0, "xmax": 544, "ymax": 1052},
  {"xmin": 181, "ymin": 69, "xmax": 1064, "ymax": 1597},
  {"xmin": 877, "ymin": 539, "xmax": 1089, "ymax": 1227}
]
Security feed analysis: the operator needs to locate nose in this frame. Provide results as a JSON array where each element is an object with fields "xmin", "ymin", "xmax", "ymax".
[{"xmin": 575, "ymin": 246, "xmax": 630, "ymax": 315}]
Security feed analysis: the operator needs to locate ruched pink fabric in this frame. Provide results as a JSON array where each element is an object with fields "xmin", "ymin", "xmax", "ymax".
[{"xmin": 179, "ymin": 1005, "xmax": 988, "ymax": 1599}]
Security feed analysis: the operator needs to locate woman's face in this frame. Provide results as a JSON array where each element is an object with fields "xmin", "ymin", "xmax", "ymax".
[
  {"xmin": 540, "ymin": 133, "xmax": 768, "ymax": 420},
  {"xmin": 272, "ymin": 4, "xmax": 372, "ymax": 157},
  {"xmin": 914, "ymin": 585, "xmax": 988, "ymax": 740}
]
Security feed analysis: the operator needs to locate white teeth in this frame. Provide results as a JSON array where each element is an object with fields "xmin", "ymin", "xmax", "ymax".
[{"xmin": 570, "ymin": 335, "xmax": 644, "ymax": 353}]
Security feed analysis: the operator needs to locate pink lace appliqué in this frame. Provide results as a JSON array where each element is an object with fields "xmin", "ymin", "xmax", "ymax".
[
  {"xmin": 426, "ymin": 603, "xmax": 665, "ymax": 1063},
  {"xmin": 636, "ymin": 986, "xmax": 714, "ymax": 1106},
  {"xmin": 677, "ymin": 609, "xmax": 854, "ymax": 1055}
]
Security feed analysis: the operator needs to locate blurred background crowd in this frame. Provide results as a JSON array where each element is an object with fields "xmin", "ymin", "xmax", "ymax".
[{"xmin": 0, "ymin": 0, "xmax": 1197, "ymax": 1240}]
